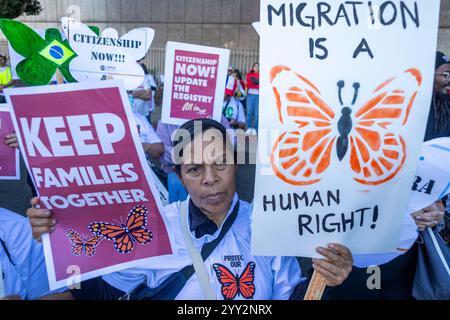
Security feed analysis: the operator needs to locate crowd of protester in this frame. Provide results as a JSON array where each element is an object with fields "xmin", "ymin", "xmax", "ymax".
[{"xmin": 0, "ymin": 51, "xmax": 449, "ymax": 300}]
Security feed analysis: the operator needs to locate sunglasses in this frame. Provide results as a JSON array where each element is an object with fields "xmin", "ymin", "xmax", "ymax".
[{"xmin": 435, "ymin": 72, "xmax": 450, "ymax": 81}]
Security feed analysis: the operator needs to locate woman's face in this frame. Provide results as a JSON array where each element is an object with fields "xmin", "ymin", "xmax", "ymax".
[
  {"xmin": 178, "ymin": 129, "xmax": 236, "ymax": 218},
  {"xmin": 253, "ymin": 63, "xmax": 259, "ymax": 73},
  {"xmin": 435, "ymin": 64, "xmax": 450, "ymax": 95}
]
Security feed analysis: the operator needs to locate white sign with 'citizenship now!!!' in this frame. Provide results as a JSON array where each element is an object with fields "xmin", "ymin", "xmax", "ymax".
[{"xmin": 61, "ymin": 17, "xmax": 154, "ymax": 90}]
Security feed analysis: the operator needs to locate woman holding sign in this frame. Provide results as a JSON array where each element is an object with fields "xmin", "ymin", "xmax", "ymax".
[
  {"xmin": 245, "ymin": 63, "xmax": 260, "ymax": 134},
  {"xmin": 26, "ymin": 119, "xmax": 353, "ymax": 300}
]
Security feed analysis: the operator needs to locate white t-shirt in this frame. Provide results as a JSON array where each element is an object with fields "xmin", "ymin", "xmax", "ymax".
[
  {"xmin": 102, "ymin": 195, "xmax": 304, "ymax": 300},
  {"xmin": 222, "ymin": 97, "xmax": 246, "ymax": 124},
  {"xmin": 147, "ymin": 74, "xmax": 157, "ymax": 113},
  {"xmin": 132, "ymin": 76, "xmax": 151, "ymax": 117},
  {"xmin": 133, "ymin": 112, "xmax": 162, "ymax": 145},
  {"xmin": 0, "ymin": 208, "xmax": 49, "ymax": 299}
]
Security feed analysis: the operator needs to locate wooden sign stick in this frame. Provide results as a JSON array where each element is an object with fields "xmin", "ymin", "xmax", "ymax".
[
  {"xmin": 55, "ymin": 69, "xmax": 64, "ymax": 84},
  {"xmin": 304, "ymin": 270, "xmax": 327, "ymax": 300}
]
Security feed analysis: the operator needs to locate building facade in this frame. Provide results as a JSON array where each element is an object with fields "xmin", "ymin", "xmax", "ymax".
[
  {"xmin": 9, "ymin": 0, "xmax": 450, "ymax": 53},
  {"xmin": 15, "ymin": 0, "xmax": 260, "ymax": 50},
  {"xmin": 0, "ymin": 0, "xmax": 448, "ymax": 75}
]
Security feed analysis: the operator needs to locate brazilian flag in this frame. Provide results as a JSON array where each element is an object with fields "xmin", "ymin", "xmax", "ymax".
[{"xmin": 39, "ymin": 39, "xmax": 75, "ymax": 67}]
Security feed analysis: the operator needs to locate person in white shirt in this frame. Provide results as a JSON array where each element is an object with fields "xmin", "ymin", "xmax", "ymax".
[
  {"xmin": 223, "ymin": 74, "xmax": 246, "ymax": 130},
  {"xmin": 0, "ymin": 207, "xmax": 49, "ymax": 299},
  {"xmin": 147, "ymin": 73, "xmax": 157, "ymax": 116},
  {"xmin": 26, "ymin": 119, "xmax": 353, "ymax": 300},
  {"xmin": 131, "ymin": 60, "xmax": 152, "ymax": 118},
  {"xmin": 132, "ymin": 112, "xmax": 163, "ymax": 160}
]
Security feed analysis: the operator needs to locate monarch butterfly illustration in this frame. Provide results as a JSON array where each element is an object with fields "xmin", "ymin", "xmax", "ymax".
[
  {"xmin": 66, "ymin": 229, "xmax": 102, "ymax": 257},
  {"xmin": 270, "ymin": 65, "xmax": 422, "ymax": 186},
  {"xmin": 89, "ymin": 205, "xmax": 153, "ymax": 254},
  {"xmin": 212, "ymin": 262, "xmax": 256, "ymax": 300}
]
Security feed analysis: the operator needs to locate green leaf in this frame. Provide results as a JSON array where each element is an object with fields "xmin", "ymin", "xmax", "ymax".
[
  {"xmin": 88, "ymin": 26, "xmax": 100, "ymax": 36},
  {"xmin": 44, "ymin": 28, "xmax": 63, "ymax": 43},
  {"xmin": 0, "ymin": 19, "xmax": 45, "ymax": 58},
  {"xmin": 16, "ymin": 54, "xmax": 56, "ymax": 85},
  {"xmin": 59, "ymin": 64, "xmax": 77, "ymax": 83}
]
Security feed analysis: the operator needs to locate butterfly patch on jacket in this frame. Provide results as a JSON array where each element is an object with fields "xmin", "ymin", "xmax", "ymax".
[
  {"xmin": 212, "ymin": 261, "xmax": 256, "ymax": 300},
  {"xmin": 89, "ymin": 205, "xmax": 153, "ymax": 254},
  {"xmin": 269, "ymin": 65, "xmax": 422, "ymax": 186}
]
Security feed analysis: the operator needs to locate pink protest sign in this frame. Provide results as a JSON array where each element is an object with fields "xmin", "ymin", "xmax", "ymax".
[
  {"xmin": 162, "ymin": 42, "xmax": 229, "ymax": 125},
  {"xmin": 170, "ymin": 50, "xmax": 219, "ymax": 119},
  {"xmin": 0, "ymin": 106, "xmax": 20, "ymax": 180},
  {"xmin": 5, "ymin": 82, "xmax": 172, "ymax": 290}
]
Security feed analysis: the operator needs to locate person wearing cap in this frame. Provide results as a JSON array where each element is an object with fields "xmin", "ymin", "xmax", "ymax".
[
  {"xmin": 25, "ymin": 119, "xmax": 353, "ymax": 300},
  {"xmin": 224, "ymin": 66, "xmax": 234, "ymax": 93},
  {"xmin": 424, "ymin": 52, "xmax": 450, "ymax": 141}
]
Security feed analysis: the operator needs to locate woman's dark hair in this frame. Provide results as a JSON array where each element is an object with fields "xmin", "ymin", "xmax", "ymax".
[
  {"xmin": 172, "ymin": 118, "xmax": 236, "ymax": 173},
  {"xmin": 233, "ymin": 69, "xmax": 243, "ymax": 81},
  {"xmin": 250, "ymin": 62, "xmax": 259, "ymax": 73},
  {"xmin": 140, "ymin": 62, "xmax": 149, "ymax": 74}
]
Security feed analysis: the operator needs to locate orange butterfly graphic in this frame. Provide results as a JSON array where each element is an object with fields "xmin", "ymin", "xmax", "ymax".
[
  {"xmin": 66, "ymin": 229, "xmax": 102, "ymax": 257},
  {"xmin": 213, "ymin": 262, "xmax": 256, "ymax": 300},
  {"xmin": 89, "ymin": 205, "xmax": 153, "ymax": 254},
  {"xmin": 270, "ymin": 65, "xmax": 422, "ymax": 186}
]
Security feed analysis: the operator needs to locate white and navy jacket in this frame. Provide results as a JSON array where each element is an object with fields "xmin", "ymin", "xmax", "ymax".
[
  {"xmin": 0, "ymin": 208, "xmax": 49, "ymax": 299},
  {"xmin": 71, "ymin": 194, "xmax": 306, "ymax": 300}
]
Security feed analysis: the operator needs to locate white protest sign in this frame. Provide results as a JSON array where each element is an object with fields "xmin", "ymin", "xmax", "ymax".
[
  {"xmin": 161, "ymin": 42, "xmax": 229, "ymax": 125},
  {"xmin": 0, "ymin": 106, "xmax": 20, "ymax": 180},
  {"xmin": 61, "ymin": 17, "xmax": 154, "ymax": 90},
  {"xmin": 252, "ymin": 0, "xmax": 441, "ymax": 258},
  {"xmin": 5, "ymin": 81, "xmax": 172, "ymax": 289},
  {"xmin": 252, "ymin": 22, "xmax": 261, "ymax": 35},
  {"xmin": 407, "ymin": 137, "xmax": 450, "ymax": 213}
]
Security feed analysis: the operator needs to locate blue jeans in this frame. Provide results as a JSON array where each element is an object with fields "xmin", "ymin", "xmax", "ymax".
[
  {"xmin": 246, "ymin": 94, "xmax": 259, "ymax": 130},
  {"xmin": 168, "ymin": 172, "xmax": 188, "ymax": 203}
]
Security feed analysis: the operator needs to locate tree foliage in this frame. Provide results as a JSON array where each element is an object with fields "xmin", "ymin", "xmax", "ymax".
[{"xmin": 0, "ymin": 0, "xmax": 42, "ymax": 19}]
